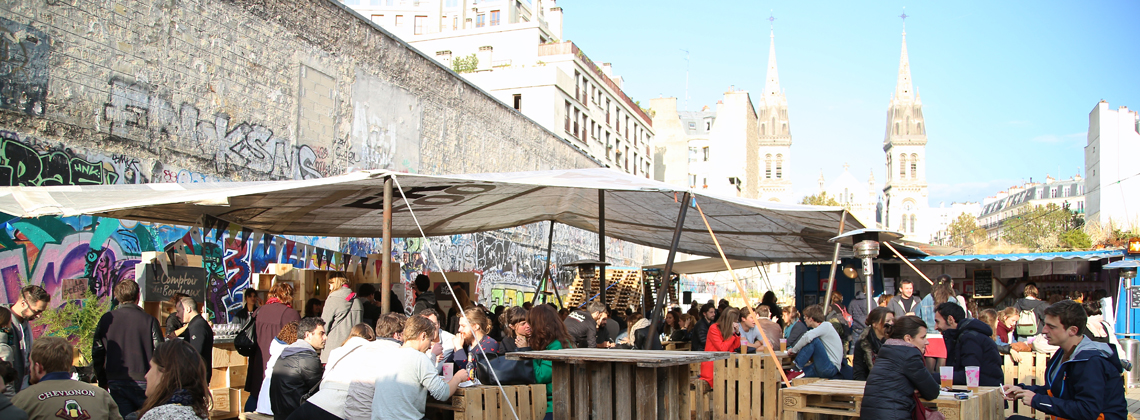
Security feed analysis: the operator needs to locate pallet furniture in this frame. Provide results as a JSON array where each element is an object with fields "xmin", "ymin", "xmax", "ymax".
[
  {"xmin": 779, "ymin": 379, "xmax": 1005, "ymax": 420},
  {"xmin": 427, "ymin": 384, "xmax": 548, "ymax": 420},
  {"xmin": 708, "ymin": 352, "xmax": 793, "ymax": 420},
  {"xmin": 208, "ymin": 341, "xmax": 248, "ymax": 420},
  {"xmin": 1003, "ymin": 351, "xmax": 1051, "ymax": 419},
  {"xmin": 506, "ymin": 349, "xmax": 729, "ymax": 420},
  {"xmin": 565, "ymin": 268, "xmax": 644, "ymax": 308}
]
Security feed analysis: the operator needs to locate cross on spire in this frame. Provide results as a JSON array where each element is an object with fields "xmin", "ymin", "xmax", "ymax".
[{"xmin": 899, "ymin": 8, "xmax": 908, "ymax": 32}]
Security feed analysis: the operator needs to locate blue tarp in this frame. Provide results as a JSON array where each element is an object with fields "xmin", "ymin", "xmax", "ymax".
[{"xmin": 913, "ymin": 249, "xmax": 1124, "ymax": 263}]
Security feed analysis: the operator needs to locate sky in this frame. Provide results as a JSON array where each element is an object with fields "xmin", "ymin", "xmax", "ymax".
[{"xmin": 560, "ymin": 1, "xmax": 1140, "ymax": 206}]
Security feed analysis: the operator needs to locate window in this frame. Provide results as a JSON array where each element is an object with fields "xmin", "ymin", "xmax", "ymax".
[
  {"xmin": 414, "ymin": 15, "xmax": 426, "ymax": 35},
  {"xmin": 445, "ymin": 0, "xmax": 458, "ymax": 6},
  {"xmin": 573, "ymin": 108, "xmax": 580, "ymax": 138},
  {"xmin": 909, "ymin": 215, "xmax": 916, "ymax": 233},
  {"xmin": 782, "ymin": 123, "xmax": 787, "ymax": 134},
  {"xmin": 574, "ymin": 71, "xmax": 580, "ymax": 102},
  {"xmin": 776, "ymin": 154, "xmax": 783, "ymax": 179},
  {"xmin": 688, "ymin": 122, "xmax": 696, "ymax": 129},
  {"xmin": 1051, "ymin": 188, "xmax": 1057, "ymax": 198},
  {"xmin": 395, "ymin": 15, "xmax": 404, "ymax": 27},
  {"xmin": 765, "ymin": 154, "xmax": 772, "ymax": 179},
  {"xmin": 1063, "ymin": 186, "xmax": 1070, "ymax": 196},
  {"xmin": 689, "ymin": 174, "xmax": 697, "ymax": 188},
  {"xmin": 909, "ymin": 154, "xmax": 917, "ymax": 179},
  {"xmin": 615, "ymin": 110, "xmax": 620, "ymax": 132},
  {"xmin": 453, "ymin": 16, "xmax": 458, "ymax": 30},
  {"xmin": 702, "ymin": 146, "xmax": 709, "ymax": 161},
  {"xmin": 370, "ymin": 14, "xmax": 384, "ymax": 24},
  {"xmin": 899, "ymin": 154, "xmax": 907, "ymax": 178},
  {"xmin": 886, "ymin": 155, "xmax": 892, "ymax": 181},
  {"xmin": 895, "ymin": 122, "xmax": 899, "ymax": 135},
  {"xmin": 476, "ymin": 14, "xmax": 485, "ymax": 27},
  {"xmin": 490, "ymin": 10, "xmax": 501, "ymax": 26},
  {"xmin": 513, "ymin": 94, "xmax": 522, "ymax": 110},
  {"xmin": 689, "ymin": 147, "xmax": 698, "ymax": 163},
  {"xmin": 564, "ymin": 101, "xmax": 571, "ymax": 132},
  {"xmin": 606, "ymin": 99, "xmax": 611, "ymax": 124},
  {"xmin": 760, "ymin": 124, "xmax": 765, "ymax": 135},
  {"xmin": 625, "ymin": 117, "xmax": 630, "ymax": 138}
]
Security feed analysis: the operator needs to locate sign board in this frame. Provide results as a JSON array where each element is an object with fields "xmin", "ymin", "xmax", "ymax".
[
  {"xmin": 973, "ymin": 269, "xmax": 994, "ymax": 299},
  {"xmin": 142, "ymin": 264, "xmax": 208, "ymax": 302},
  {"xmin": 62, "ymin": 278, "xmax": 88, "ymax": 300}
]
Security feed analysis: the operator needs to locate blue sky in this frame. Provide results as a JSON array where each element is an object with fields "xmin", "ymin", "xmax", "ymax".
[{"xmin": 561, "ymin": 1, "xmax": 1140, "ymax": 205}]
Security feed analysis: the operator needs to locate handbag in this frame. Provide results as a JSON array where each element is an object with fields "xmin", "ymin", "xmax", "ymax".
[
  {"xmin": 234, "ymin": 314, "xmax": 258, "ymax": 357},
  {"xmin": 912, "ymin": 393, "xmax": 945, "ymax": 420},
  {"xmin": 474, "ymin": 352, "xmax": 536, "ymax": 385}
]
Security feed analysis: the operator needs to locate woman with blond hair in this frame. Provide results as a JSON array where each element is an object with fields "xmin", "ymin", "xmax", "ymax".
[
  {"xmin": 321, "ymin": 274, "xmax": 363, "ymax": 363},
  {"xmin": 246, "ymin": 282, "xmax": 300, "ymax": 412},
  {"xmin": 450, "ymin": 308, "xmax": 501, "ymax": 378},
  {"xmin": 499, "ymin": 306, "xmax": 530, "ymax": 353}
]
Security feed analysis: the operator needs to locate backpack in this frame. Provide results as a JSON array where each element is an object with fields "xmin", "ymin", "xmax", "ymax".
[{"xmin": 1015, "ymin": 308, "xmax": 1038, "ymax": 336}]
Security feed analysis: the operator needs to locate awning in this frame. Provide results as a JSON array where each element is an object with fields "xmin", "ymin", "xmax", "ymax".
[
  {"xmin": 0, "ymin": 168, "xmax": 863, "ymax": 262},
  {"xmin": 912, "ymin": 249, "xmax": 1124, "ymax": 263}
]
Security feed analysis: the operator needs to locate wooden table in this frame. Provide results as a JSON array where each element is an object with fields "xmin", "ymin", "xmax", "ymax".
[
  {"xmin": 779, "ymin": 379, "xmax": 1005, "ymax": 420},
  {"xmin": 507, "ymin": 349, "xmax": 729, "ymax": 420},
  {"xmin": 662, "ymin": 340, "xmax": 691, "ymax": 351}
]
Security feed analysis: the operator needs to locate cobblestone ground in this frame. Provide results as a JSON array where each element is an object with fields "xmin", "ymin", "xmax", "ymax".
[{"xmin": 1128, "ymin": 387, "xmax": 1140, "ymax": 419}]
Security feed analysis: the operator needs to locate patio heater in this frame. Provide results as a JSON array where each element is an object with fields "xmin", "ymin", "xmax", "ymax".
[
  {"xmin": 1105, "ymin": 259, "xmax": 1140, "ymax": 335},
  {"xmin": 567, "ymin": 259, "xmax": 610, "ymax": 307},
  {"xmin": 829, "ymin": 229, "xmax": 904, "ymax": 315}
]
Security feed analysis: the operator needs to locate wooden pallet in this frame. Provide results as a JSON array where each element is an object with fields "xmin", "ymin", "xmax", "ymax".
[
  {"xmin": 427, "ymin": 384, "xmax": 547, "ymax": 420},
  {"xmin": 565, "ymin": 268, "xmax": 643, "ymax": 308},
  {"xmin": 779, "ymin": 380, "xmax": 1005, "ymax": 420},
  {"xmin": 710, "ymin": 352, "xmax": 791, "ymax": 420},
  {"xmin": 1003, "ymin": 352, "xmax": 1051, "ymax": 420}
]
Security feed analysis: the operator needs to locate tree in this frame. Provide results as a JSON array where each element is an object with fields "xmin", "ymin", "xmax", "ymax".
[
  {"xmin": 1001, "ymin": 204, "xmax": 1081, "ymax": 251},
  {"xmin": 1059, "ymin": 229, "xmax": 1092, "ymax": 249},
  {"xmin": 801, "ymin": 192, "xmax": 841, "ymax": 207},
  {"xmin": 452, "ymin": 54, "xmax": 478, "ymax": 73},
  {"xmin": 946, "ymin": 213, "xmax": 988, "ymax": 249}
]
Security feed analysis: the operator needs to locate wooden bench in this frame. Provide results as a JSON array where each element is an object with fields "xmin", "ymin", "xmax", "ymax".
[
  {"xmin": 427, "ymin": 384, "xmax": 548, "ymax": 420},
  {"xmin": 779, "ymin": 379, "xmax": 1005, "ymax": 420},
  {"xmin": 1003, "ymin": 352, "xmax": 1051, "ymax": 420},
  {"xmin": 706, "ymin": 352, "xmax": 792, "ymax": 420}
]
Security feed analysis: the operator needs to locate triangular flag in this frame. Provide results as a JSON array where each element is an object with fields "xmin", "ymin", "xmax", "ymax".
[
  {"xmin": 263, "ymin": 233, "xmax": 274, "ymax": 253},
  {"xmin": 240, "ymin": 227, "xmax": 253, "ymax": 245},
  {"xmin": 251, "ymin": 232, "xmax": 263, "ymax": 253},
  {"xmin": 275, "ymin": 237, "xmax": 286, "ymax": 262}
]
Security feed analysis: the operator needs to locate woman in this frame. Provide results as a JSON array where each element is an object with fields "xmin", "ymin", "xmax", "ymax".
[
  {"xmin": 321, "ymin": 275, "xmax": 363, "ymax": 363},
  {"xmin": 670, "ymin": 314, "xmax": 694, "ymax": 343},
  {"xmin": 137, "ymin": 340, "xmax": 210, "ymax": 419},
  {"xmin": 877, "ymin": 294, "xmax": 894, "ymax": 308},
  {"xmin": 995, "ymin": 307, "xmax": 1018, "ymax": 345},
  {"xmin": 1085, "ymin": 300, "xmax": 1120, "ymax": 352},
  {"xmin": 783, "ymin": 306, "xmax": 808, "ymax": 348},
  {"xmin": 246, "ymin": 282, "xmax": 301, "ymax": 412},
  {"xmin": 164, "ymin": 293, "xmax": 190, "ymax": 339},
  {"xmin": 859, "ymin": 315, "xmax": 940, "ymax": 420},
  {"xmin": 255, "ymin": 322, "xmax": 298, "ymax": 416},
  {"xmin": 450, "ymin": 307, "xmax": 501, "ymax": 378},
  {"xmin": 761, "ymin": 291, "xmax": 785, "ymax": 329},
  {"xmin": 663, "ymin": 312, "xmax": 680, "ymax": 337},
  {"xmin": 329, "ymin": 324, "xmax": 374, "ymax": 363},
  {"xmin": 499, "ymin": 306, "xmax": 530, "ymax": 353},
  {"xmin": 699, "ymin": 308, "xmax": 742, "ymax": 387},
  {"xmin": 853, "ymin": 307, "xmax": 894, "ymax": 381},
  {"xmin": 528, "ymin": 304, "xmax": 574, "ymax": 420},
  {"xmin": 231, "ymin": 291, "xmax": 261, "ymax": 329},
  {"xmin": 305, "ymin": 298, "xmax": 324, "ymax": 318},
  {"xmin": 295, "ymin": 323, "xmax": 376, "ymax": 420},
  {"xmin": 920, "ymin": 277, "xmax": 956, "ymax": 371},
  {"xmin": 615, "ymin": 312, "xmax": 644, "ymax": 348},
  {"xmin": 978, "ymin": 309, "xmax": 1000, "ymax": 342}
]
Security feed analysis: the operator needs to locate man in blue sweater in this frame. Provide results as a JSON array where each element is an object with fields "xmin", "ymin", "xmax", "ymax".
[{"xmin": 1005, "ymin": 300, "xmax": 1126, "ymax": 420}]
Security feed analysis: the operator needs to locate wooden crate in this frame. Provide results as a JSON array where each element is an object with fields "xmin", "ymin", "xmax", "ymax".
[
  {"xmin": 779, "ymin": 380, "xmax": 1005, "ymax": 420},
  {"xmin": 1003, "ymin": 352, "xmax": 1051, "ymax": 419},
  {"xmin": 209, "ymin": 387, "xmax": 241, "ymax": 418},
  {"xmin": 710, "ymin": 352, "xmax": 789, "ymax": 420},
  {"xmin": 449, "ymin": 385, "xmax": 547, "ymax": 420},
  {"xmin": 691, "ymin": 378, "xmax": 712, "ymax": 420},
  {"xmin": 212, "ymin": 346, "xmax": 240, "ymax": 368}
]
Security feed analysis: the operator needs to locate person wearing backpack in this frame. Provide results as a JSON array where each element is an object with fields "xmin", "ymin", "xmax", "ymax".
[{"xmin": 1013, "ymin": 284, "xmax": 1048, "ymax": 341}]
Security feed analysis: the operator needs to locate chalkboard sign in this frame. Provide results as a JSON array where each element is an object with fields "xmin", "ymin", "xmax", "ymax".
[
  {"xmin": 1130, "ymin": 286, "xmax": 1140, "ymax": 309},
  {"xmin": 142, "ymin": 264, "xmax": 207, "ymax": 302},
  {"xmin": 973, "ymin": 269, "xmax": 993, "ymax": 298}
]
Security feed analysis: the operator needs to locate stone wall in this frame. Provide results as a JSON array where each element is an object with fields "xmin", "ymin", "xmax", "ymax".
[{"xmin": 0, "ymin": 0, "xmax": 641, "ymax": 319}]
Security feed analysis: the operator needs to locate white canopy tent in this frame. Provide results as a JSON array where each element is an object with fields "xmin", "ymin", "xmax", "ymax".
[{"xmin": 0, "ymin": 168, "xmax": 861, "ymax": 262}]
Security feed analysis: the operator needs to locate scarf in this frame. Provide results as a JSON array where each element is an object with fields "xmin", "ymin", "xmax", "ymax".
[
  {"xmin": 884, "ymin": 338, "xmax": 917, "ymax": 348},
  {"xmin": 166, "ymin": 389, "xmax": 195, "ymax": 406},
  {"xmin": 265, "ymin": 297, "xmax": 291, "ymax": 307}
]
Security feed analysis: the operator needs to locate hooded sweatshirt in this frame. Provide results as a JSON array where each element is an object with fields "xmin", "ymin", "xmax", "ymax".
[
  {"xmin": 1023, "ymin": 336, "xmax": 1127, "ymax": 420},
  {"xmin": 942, "ymin": 318, "xmax": 1003, "ymax": 386}
]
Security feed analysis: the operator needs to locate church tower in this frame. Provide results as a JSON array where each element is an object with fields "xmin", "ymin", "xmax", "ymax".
[
  {"xmin": 756, "ymin": 26, "xmax": 793, "ymax": 202},
  {"xmin": 882, "ymin": 26, "xmax": 929, "ymax": 238}
]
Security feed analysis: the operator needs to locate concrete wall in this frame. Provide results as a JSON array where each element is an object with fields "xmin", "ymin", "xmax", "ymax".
[
  {"xmin": 1086, "ymin": 101, "xmax": 1140, "ymax": 230},
  {"xmin": 0, "ymin": 0, "xmax": 645, "ymax": 319}
]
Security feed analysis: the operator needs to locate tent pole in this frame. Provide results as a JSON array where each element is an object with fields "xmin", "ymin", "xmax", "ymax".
[
  {"xmin": 381, "ymin": 177, "xmax": 393, "ymax": 315},
  {"xmin": 822, "ymin": 211, "xmax": 848, "ymax": 310},
  {"xmin": 644, "ymin": 192, "xmax": 690, "ymax": 350},
  {"xmin": 598, "ymin": 190, "xmax": 607, "ymax": 306},
  {"xmin": 533, "ymin": 221, "xmax": 556, "ymax": 307}
]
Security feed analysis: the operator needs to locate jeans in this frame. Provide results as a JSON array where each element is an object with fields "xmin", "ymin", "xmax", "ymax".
[
  {"xmin": 108, "ymin": 380, "xmax": 147, "ymax": 417},
  {"xmin": 794, "ymin": 338, "xmax": 838, "ymax": 378}
]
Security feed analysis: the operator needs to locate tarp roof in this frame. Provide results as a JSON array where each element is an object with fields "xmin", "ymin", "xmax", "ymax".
[
  {"xmin": 912, "ymin": 249, "xmax": 1124, "ymax": 264},
  {"xmin": 0, "ymin": 168, "xmax": 862, "ymax": 262}
]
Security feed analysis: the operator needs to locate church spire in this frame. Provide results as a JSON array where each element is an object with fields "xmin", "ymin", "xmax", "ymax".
[
  {"xmin": 764, "ymin": 29, "xmax": 781, "ymax": 98},
  {"xmin": 894, "ymin": 18, "xmax": 914, "ymax": 101}
]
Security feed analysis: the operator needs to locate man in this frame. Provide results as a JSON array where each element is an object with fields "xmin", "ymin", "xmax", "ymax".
[
  {"xmin": 412, "ymin": 274, "xmax": 437, "ymax": 314},
  {"xmin": 1013, "ymin": 283, "xmax": 1048, "ymax": 340},
  {"xmin": 847, "ymin": 291, "xmax": 871, "ymax": 345},
  {"xmin": 345, "ymin": 312, "xmax": 407, "ymax": 420},
  {"xmin": 0, "ymin": 361, "xmax": 29, "ymax": 419},
  {"xmin": 693, "ymin": 303, "xmax": 716, "ymax": 352},
  {"xmin": 271, "ymin": 317, "xmax": 326, "ymax": 419},
  {"xmin": 596, "ymin": 308, "xmax": 619, "ymax": 348},
  {"xmin": 93, "ymin": 280, "xmax": 163, "ymax": 417},
  {"xmin": 415, "ymin": 308, "xmax": 455, "ymax": 371},
  {"xmin": 12, "ymin": 337, "xmax": 122, "ymax": 420},
  {"xmin": 1, "ymin": 285, "xmax": 49, "ymax": 391},
  {"xmin": 787, "ymin": 304, "xmax": 843, "ymax": 379},
  {"xmin": 887, "ymin": 280, "xmax": 919, "ymax": 319},
  {"xmin": 934, "ymin": 302, "xmax": 1002, "ymax": 386},
  {"xmin": 1005, "ymin": 300, "xmax": 1126, "ymax": 420},
  {"xmin": 356, "ymin": 283, "xmax": 381, "ymax": 328},
  {"xmin": 371, "ymin": 315, "xmax": 470, "ymax": 420},
  {"xmin": 742, "ymin": 306, "xmax": 782, "ymax": 351},
  {"xmin": 564, "ymin": 300, "xmax": 607, "ymax": 349},
  {"xmin": 177, "ymin": 296, "xmax": 214, "ymax": 381}
]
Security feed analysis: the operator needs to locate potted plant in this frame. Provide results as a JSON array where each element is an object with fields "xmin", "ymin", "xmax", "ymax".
[{"xmin": 36, "ymin": 290, "xmax": 110, "ymax": 383}]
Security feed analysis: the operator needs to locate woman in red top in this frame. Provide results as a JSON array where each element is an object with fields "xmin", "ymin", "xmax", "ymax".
[{"xmin": 700, "ymin": 307, "xmax": 742, "ymax": 387}]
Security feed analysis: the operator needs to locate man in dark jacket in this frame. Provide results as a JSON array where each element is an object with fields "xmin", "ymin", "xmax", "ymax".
[
  {"xmin": 270, "ymin": 317, "xmax": 326, "ymax": 419},
  {"xmin": 693, "ymin": 303, "xmax": 716, "ymax": 351},
  {"xmin": 564, "ymin": 301, "xmax": 606, "ymax": 348},
  {"xmin": 412, "ymin": 274, "xmax": 438, "ymax": 314},
  {"xmin": 847, "ymin": 291, "xmax": 870, "ymax": 343},
  {"xmin": 93, "ymin": 280, "xmax": 164, "ymax": 417},
  {"xmin": 177, "ymin": 296, "xmax": 215, "ymax": 382},
  {"xmin": 934, "ymin": 302, "xmax": 1002, "ymax": 386},
  {"xmin": 1006, "ymin": 300, "xmax": 1126, "ymax": 420}
]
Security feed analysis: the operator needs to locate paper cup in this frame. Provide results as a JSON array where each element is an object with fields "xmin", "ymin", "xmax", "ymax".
[
  {"xmin": 965, "ymin": 366, "xmax": 980, "ymax": 390},
  {"xmin": 939, "ymin": 366, "xmax": 954, "ymax": 388}
]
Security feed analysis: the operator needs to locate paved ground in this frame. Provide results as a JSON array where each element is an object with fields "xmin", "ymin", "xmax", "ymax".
[{"xmin": 1127, "ymin": 387, "xmax": 1140, "ymax": 418}]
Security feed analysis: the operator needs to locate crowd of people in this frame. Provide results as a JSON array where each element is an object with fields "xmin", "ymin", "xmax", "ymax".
[{"xmin": 0, "ymin": 269, "xmax": 1131, "ymax": 420}]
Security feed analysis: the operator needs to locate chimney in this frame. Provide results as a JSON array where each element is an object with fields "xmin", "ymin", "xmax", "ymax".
[
  {"xmin": 545, "ymin": 1, "xmax": 562, "ymax": 41},
  {"xmin": 477, "ymin": 45, "xmax": 493, "ymax": 71}
]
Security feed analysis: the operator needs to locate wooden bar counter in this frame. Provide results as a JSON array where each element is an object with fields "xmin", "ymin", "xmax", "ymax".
[{"xmin": 506, "ymin": 349, "xmax": 729, "ymax": 420}]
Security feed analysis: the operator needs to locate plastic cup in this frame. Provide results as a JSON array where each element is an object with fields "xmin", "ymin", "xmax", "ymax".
[
  {"xmin": 780, "ymin": 339, "xmax": 787, "ymax": 352},
  {"xmin": 940, "ymin": 366, "xmax": 954, "ymax": 388},
  {"xmin": 442, "ymin": 364, "xmax": 454, "ymax": 382},
  {"xmin": 965, "ymin": 366, "xmax": 980, "ymax": 391}
]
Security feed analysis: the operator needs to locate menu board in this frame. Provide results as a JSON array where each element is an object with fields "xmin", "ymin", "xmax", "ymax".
[
  {"xmin": 142, "ymin": 264, "xmax": 207, "ymax": 302},
  {"xmin": 973, "ymin": 269, "xmax": 993, "ymax": 298}
]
